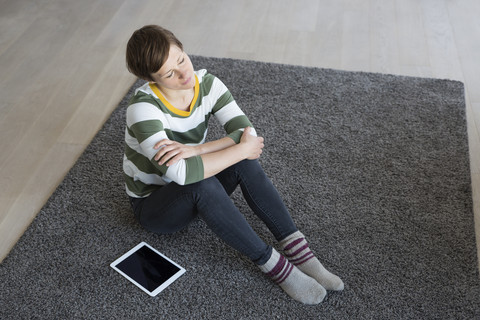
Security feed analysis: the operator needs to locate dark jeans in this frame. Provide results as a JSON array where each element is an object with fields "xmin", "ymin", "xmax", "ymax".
[{"xmin": 129, "ymin": 159, "xmax": 297, "ymax": 265}]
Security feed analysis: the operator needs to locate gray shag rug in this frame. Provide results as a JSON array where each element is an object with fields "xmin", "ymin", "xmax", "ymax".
[{"xmin": 1, "ymin": 56, "xmax": 479, "ymax": 319}]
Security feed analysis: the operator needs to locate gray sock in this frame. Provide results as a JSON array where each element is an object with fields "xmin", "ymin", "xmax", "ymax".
[
  {"xmin": 280, "ymin": 231, "xmax": 344, "ymax": 291},
  {"xmin": 259, "ymin": 248, "xmax": 326, "ymax": 304}
]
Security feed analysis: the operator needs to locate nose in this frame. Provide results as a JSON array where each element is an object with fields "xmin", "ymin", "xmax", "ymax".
[{"xmin": 178, "ymin": 69, "xmax": 186, "ymax": 79}]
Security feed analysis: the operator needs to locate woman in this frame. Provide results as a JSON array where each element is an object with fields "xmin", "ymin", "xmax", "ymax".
[{"xmin": 123, "ymin": 25, "xmax": 343, "ymax": 304}]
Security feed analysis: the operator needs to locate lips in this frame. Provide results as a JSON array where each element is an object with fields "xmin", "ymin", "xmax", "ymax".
[{"xmin": 182, "ymin": 76, "xmax": 192, "ymax": 86}]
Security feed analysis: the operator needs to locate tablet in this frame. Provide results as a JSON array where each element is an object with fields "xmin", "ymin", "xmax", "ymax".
[{"xmin": 110, "ymin": 242, "xmax": 186, "ymax": 297}]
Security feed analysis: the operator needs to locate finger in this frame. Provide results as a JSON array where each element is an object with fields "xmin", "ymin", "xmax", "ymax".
[
  {"xmin": 158, "ymin": 152, "xmax": 173, "ymax": 165},
  {"xmin": 154, "ymin": 151, "xmax": 164, "ymax": 162},
  {"xmin": 154, "ymin": 139, "xmax": 173, "ymax": 149},
  {"xmin": 158, "ymin": 149, "xmax": 182, "ymax": 165},
  {"xmin": 158, "ymin": 154, "xmax": 173, "ymax": 166},
  {"xmin": 154, "ymin": 148, "xmax": 170, "ymax": 161},
  {"xmin": 154, "ymin": 144, "xmax": 180, "ymax": 161},
  {"xmin": 165, "ymin": 154, "xmax": 183, "ymax": 167}
]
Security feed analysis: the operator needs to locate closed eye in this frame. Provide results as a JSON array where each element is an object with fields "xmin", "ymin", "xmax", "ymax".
[{"xmin": 163, "ymin": 53, "xmax": 185, "ymax": 78}]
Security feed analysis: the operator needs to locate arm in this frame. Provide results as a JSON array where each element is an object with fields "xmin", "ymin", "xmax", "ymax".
[
  {"xmin": 153, "ymin": 136, "xmax": 236, "ymax": 166},
  {"xmin": 201, "ymin": 127, "xmax": 263, "ymax": 179},
  {"xmin": 154, "ymin": 127, "xmax": 264, "ymax": 179}
]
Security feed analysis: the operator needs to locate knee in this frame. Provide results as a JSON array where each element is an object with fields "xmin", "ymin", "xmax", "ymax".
[
  {"xmin": 235, "ymin": 159, "xmax": 263, "ymax": 174},
  {"xmin": 235, "ymin": 159, "xmax": 267, "ymax": 179},
  {"xmin": 189, "ymin": 177, "xmax": 226, "ymax": 198}
]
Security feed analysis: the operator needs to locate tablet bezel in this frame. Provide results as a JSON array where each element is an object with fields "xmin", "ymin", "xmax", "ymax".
[{"xmin": 110, "ymin": 242, "xmax": 186, "ymax": 297}]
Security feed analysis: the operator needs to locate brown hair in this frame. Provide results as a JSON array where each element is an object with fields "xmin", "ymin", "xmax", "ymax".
[{"xmin": 126, "ymin": 25, "xmax": 183, "ymax": 81}]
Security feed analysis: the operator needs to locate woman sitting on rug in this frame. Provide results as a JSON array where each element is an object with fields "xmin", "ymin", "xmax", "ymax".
[{"xmin": 123, "ymin": 25, "xmax": 343, "ymax": 304}]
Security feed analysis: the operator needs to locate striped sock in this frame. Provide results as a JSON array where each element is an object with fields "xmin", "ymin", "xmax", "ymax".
[
  {"xmin": 259, "ymin": 248, "xmax": 326, "ymax": 304},
  {"xmin": 280, "ymin": 231, "xmax": 344, "ymax": 291}
]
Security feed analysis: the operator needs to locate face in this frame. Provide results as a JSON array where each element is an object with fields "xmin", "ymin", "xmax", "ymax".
[{"xmin": 150, "ymin": 45, "xmax": 195, "ymax": 91}]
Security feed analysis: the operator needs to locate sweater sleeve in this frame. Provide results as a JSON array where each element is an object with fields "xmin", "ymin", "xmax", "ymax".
[
  {"xmin": 126, "ymin": 102, "xmax": 204, "ymax": 186},
  {"xmin": 210, "ymin": 76, "xmax": 257, "ymax": 143}
]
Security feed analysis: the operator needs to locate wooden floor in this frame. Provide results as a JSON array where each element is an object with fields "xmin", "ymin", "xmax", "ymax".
[{"xmin": 1, "ymin": 0, "xmax": 479, "ymax": 266}]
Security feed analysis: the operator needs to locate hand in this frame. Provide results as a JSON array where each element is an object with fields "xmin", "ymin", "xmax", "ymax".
[
  {"xmin": 153, "ymin": 139, "xmax": 199, "ymax": 166},
  {"xmin": 240, "ymin": 127, "xmax": 264, "ymax": 160}
]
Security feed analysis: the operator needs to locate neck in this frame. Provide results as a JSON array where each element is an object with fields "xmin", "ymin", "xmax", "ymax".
[{"xmin": 156, "ymin": 85, "xmax": 195, "ymax": 110}]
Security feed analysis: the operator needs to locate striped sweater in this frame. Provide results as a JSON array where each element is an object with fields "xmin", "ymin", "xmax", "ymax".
[{"xmin": 123, "ymin": 69, "xmax": 256, "ymax": 198}]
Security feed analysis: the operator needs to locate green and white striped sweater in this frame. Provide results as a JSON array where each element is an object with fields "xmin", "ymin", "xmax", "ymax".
[{"xmin": 123, "ymin": 69, "xmax": 256, "ymax": 197}]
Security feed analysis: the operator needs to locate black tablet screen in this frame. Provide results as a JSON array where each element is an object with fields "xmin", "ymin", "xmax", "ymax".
[{"xmin": 115, "ymin": 244, "xmax": 181, "ymax": 292}]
